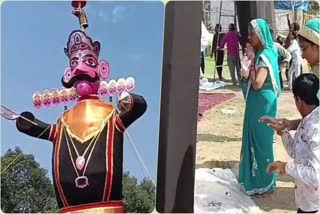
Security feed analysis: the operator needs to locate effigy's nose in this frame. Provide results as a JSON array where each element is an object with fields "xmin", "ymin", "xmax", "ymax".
[{"xmin": 73, "ymin": 67, "xmax": 87, "ymax": 75}]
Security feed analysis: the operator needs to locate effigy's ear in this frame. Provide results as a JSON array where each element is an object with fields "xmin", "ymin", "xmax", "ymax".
[
  {"xmin": 63, "ymin": 67, "xmax": 72, "ymax": 83},
  {"xmin": 98, "ymin": 60, "xmax": 110, "ymax": 79}
]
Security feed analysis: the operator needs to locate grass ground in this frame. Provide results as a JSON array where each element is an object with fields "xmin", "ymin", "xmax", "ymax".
[{"xmin": 203, "ymin": 56, "xmax": 232, "ymax": 80}]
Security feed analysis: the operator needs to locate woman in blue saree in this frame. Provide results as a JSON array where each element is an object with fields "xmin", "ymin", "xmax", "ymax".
[{"xmin": 238, "ymin": 19, "xmax": 281, "ymax": 195}]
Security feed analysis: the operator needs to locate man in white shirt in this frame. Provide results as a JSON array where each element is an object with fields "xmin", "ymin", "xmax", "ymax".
[
  {"xmin": 274, "ymin": 41, "xmax": 292, "ymax": 89},
  {"xmin": 260, "ymin": 73, "xmax": 320, "ymax": 213},
  {"xmin": 287, "ymin": 38, "xmax": 303, "ymax": 89}
]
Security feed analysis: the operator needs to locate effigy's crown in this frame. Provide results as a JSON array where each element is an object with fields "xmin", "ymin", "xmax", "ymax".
[{"xmin": 64, "ymin": 30, "xmax": 100, "ymax": 59}]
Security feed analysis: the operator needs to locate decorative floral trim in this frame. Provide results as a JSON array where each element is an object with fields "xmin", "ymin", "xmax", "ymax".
[
  {"xmin": 250, "ymin": 147, "xmax": 258, "ymax": 177},
  {"xmin": 239, "ymin": 180, "xmax": 275, "ymax": 196},
  {"xmin": 250, "ymin": 20, "xmax": 265, "ymax": 47}
]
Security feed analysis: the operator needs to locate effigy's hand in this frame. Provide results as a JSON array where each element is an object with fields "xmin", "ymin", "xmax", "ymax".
[
  {"xmin": 267, "ymin": 161, "xmax": 286, "ymax": 175},
  {"xmin": 16, "ymin": 112, "xmax": 36, "ymax": 130},
  {"xmin": 117, "ymin": 92, "xmax": 132, "ymax": 112}
]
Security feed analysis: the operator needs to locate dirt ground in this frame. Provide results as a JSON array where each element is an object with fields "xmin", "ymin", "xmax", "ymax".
[{"xmin": 196, "ymin": 84, "xmax": 301, "ymax": 213}]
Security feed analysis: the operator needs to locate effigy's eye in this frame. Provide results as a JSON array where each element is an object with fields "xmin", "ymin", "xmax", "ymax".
[
  {"xmin": 84, "ymin": 57, "xmax": 97, "ymax": 67},
  {"xmin": 70, "ymin": 59, "xmax": 78, "ymax": 67}
]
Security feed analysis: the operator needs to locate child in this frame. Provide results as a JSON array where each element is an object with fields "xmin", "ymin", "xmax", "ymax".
[{"xmin": 259, "ymin": 73, "xmax": 319, "ymax": 213}]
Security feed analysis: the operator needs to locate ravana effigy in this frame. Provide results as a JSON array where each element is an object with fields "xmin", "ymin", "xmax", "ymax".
[{"xmin": 1, "ymin": 1, "xmax": 147, "ymax": 213}]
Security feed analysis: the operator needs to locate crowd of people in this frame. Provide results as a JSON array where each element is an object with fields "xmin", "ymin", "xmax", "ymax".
[
  {"xmin": 201, "ymin": 15, "xmax": 316, "ymax": 91},
  {"xmin": 201, "ymin": 17, "xmax": 320, "ymax": 213}
]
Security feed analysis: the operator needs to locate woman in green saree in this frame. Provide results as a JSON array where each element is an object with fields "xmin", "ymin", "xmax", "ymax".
[{"xmin": 238, "ymin": 18, "xmax": 281, "ymax": 195}]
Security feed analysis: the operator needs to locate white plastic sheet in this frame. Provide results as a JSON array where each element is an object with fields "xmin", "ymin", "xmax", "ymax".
[
  {"xmin": 199, "ymin": 81, "xmax": 227, "ymax": 91},
  {"xmin": 194, "ymin": 168, "xmax": 262, "ymax": 213}
]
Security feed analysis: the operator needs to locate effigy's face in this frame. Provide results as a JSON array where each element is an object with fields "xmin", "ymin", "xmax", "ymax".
[
  {"xmin": 71, "ymin": 50, "xmax": 99, "ymax": 79},
  {"xmin": 62, "ymin": 30, "xmax": 110, "ymax": 97}
]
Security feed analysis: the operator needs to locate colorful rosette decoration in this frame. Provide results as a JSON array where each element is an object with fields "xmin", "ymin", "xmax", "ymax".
[
  {"xmin": 125, "ymin": 77, "xmax": 135, "ymax": 92},
  {"xmin": 60, "ymin": 88, "xmax": 70, "ymax": 104},
  {"xmin": 32, "ymin": 92, "xmax": 43, "ymax": 109},
  {"xmin": 99, "ymin": 81, "xmax": 109, "ymax": 97},
  {"xmin": 32, "ymin": 77, "xmax": 136, "ymax": 109},
  {"xmin": 68, "ymin": 88, "xmax": 78, "ymax": 102},
  {"xmin": 116, "ymin": 78, "xmax": 126, "ymax": 94},
  {"xmin": 51, "ymin": 88, "xmax": 61, "ymax": 106},
  {"xmin": 108, "ymin": 79, "xmax": 117, "ymax": 96},
  {"xmin": 43, "ymin": 90, "xmax": 53, "ymax": 107}
]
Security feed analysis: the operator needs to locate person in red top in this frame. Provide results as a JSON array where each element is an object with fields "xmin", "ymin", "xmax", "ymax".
[{"xmin": 219, "ymin": 23, "xmax": 243, "ymax": 86}]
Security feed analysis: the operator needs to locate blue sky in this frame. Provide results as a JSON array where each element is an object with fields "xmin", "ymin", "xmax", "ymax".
[{"xmin": 1, "ymin": 1, "xmax": 164, "ymax": 183}]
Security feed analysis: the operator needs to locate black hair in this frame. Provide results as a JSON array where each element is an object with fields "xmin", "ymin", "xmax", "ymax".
[
  {"xmin": 276, "ymin": 36, "xmax": 283, "ymax": 45},
  {"xmin": 292, "ymin": 22, "xmax": 300, "ymax": 32},
  {"xmin": 292, "ymin": 73, "xmax": 319, "ymax": 106},
  {"xmin": 229, "ymin": 23, "xmax": 236, "ymax": 31},
  {"xmin": 291, "ymin": 22, "xmax": 300, "ymax": 39},
  {"xmin": 215, "ymin": 24, "xmax": 222, "ymax": 32}
]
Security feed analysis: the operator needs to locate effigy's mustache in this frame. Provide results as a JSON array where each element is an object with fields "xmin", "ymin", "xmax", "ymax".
[{"xmin": 61, "ymin": 73, "xmax": 99, "ymax": 88}]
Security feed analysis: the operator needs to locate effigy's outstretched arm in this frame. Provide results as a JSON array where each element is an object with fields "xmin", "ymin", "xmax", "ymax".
[
  {"xmin": 117, "ymin": 93, "xmax": 147, "ymax": 129},
  {"xmin": 16, "ymin": 112, "xmax": 56, "ymax": 141}
]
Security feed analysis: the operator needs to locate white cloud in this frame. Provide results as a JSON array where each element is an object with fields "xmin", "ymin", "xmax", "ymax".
[
  {"xmin": 86, "ymin": 4, "xmax": 132, "ymax": 24},
  {"xmin": 98, "ymin": 10, "xmax": 110, "ymax": 23},
  {"xmin": 111, "ymin": 6, "xmax": 127, "ymax": 23},
  {"xmin": 85, "ymin": 5, "xmax": 135, "ymax": 24}
]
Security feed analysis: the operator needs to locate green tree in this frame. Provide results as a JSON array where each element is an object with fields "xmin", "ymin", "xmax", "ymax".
[
  {"xmin": 1, "ymin": 147, "xmax": 58, "ymax": 213},
  {"xmin": 1, "ymin": 147, "xmax": 155, "ymax": 213},
  {"xmin": 122, "ymin": 172, "xmax": 155, "ymax": 213}
]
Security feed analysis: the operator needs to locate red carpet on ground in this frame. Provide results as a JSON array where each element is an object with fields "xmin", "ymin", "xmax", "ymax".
[{"xmin": 198, "ymin": 93, "xmax": 236, "ymax": 121}]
